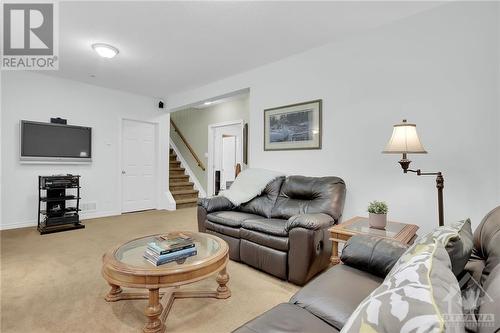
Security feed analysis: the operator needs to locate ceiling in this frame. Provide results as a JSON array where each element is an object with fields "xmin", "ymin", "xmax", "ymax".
[{"xmin": 43, "ymin": 1, "xmax": 443, "ymax": 98}]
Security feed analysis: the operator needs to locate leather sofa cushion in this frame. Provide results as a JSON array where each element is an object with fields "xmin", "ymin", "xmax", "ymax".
[
  {"xmin": 232, "ymin": 303, "xmax": 339, "ymax": 333},
  {"xmin": 241, "ymin": 218, "xmax": 288, "ymax": 237},
  {"xmin": 286, "ymin": 213, "xmax": 334, "ymax": 232},
  {"xmin": 466, "ymin": 206, "xmax": 500, "ymax": 286},
  {"xmin": 271, "ymin": 176, "xmax": 346, "ymax": 220},
  {"xmin": 207, "ymin": 211, "xmax": 263, "ymax": 228},
  {"xmin": 206, "ymin": 221, "xmax": 240, "ymax": 238},
  {"xmin": 238, "ymin": 176, "xmax": 285, "ymax": 218},
  {"xmin": 240, "ymin": 228, "xmax": 289, "ymax": 251},
  {"xmin": 341, "ymin": 234, "xmax": 408, "ymax": 278},
  {"xmin": 198, "ymin": 196, "xmax": 234, "ymax": 213},
  {"xmin": 290, "ymin": 264, "xmax": 382, "ymax": 330},
  {"xmin": 478, "ymin": 264, "xmax": 500, "ymax": 333}
]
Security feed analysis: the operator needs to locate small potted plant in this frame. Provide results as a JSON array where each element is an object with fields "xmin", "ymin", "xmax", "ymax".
[{"xmin": 367, "ymin": 201, "xmax": 388, "ymax": 229}]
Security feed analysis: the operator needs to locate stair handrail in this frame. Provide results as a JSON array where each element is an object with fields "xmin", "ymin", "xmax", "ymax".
[{"xmin": 170, "ymin": 119, "xmax": 206, "ymax": 171}]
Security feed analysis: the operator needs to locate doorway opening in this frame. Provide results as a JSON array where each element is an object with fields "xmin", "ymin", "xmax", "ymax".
[
  {"xmin": 169, "ymin": 89, "xmax": 249, "ymax": 198},
  {"xmin": 208, "ymin": 120, "xmax": 244, "ymax": 196}
]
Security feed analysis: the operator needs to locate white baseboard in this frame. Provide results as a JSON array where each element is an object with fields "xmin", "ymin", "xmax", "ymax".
[
  {"xmin": 80, "ymin": 210, "xmax": 121, "ymax": 220},
  {"xmin": 0, "ymin": 210, "xmax": 121, "ymax": 230},
  {"xmin": 0, "ymin": 220, "xmax": 37, "ymax": 230},
  {"xmin": 170, "ymin": 141, "xmax": 207, "ymax": 198},
  {"xmin": 0, "ymin": 204, "xmax": 187, "ymax": 230}
]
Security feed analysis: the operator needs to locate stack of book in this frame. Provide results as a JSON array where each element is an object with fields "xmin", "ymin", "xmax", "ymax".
[{"xmin": 144, "ymin": 232, "xmax": 197, "ymax": 266}]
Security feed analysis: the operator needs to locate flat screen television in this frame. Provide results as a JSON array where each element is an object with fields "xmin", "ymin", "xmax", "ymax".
[{"xmin": 20, "ymin": 120, "xmax": 92, "ymax": 163}]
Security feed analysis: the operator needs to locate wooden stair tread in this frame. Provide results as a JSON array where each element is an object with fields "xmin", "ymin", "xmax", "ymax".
[
  {"xmin": 176, "ymin": 198, "xmax": 198, "ymax": 204},
  {"xmin": 169, "ymin": 148, "xmax": 198, "ymax": 208},
  {"xmin": 169, "ymin": 181, "xmax": 194, "ymax": 186},
  {"xmin": 170, "ymin": 174, "xmax": 189, "ymax": 179}
]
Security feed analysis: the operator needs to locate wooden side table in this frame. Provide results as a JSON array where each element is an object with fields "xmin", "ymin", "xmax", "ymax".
[{"xmin": 328, "ymin": 216, "xmax": 419, "ymax": 265}]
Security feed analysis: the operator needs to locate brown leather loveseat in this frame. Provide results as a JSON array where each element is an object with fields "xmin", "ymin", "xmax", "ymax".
[
  {"xmin": 198, "ymin": 175, "xmax": 346, "ymax": 285},
  {"xmin": 233, "ymin": 206, "xmax": 500, "ymax": 333}
]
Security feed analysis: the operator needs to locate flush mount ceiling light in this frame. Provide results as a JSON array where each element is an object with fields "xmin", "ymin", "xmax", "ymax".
[
  {"xmin": 92, "ymin": 43, "xmax": 119, "ymax": 59},
  {"xmin": 203, "ymin": 101, "xmax": 213, "ymax": 106}
]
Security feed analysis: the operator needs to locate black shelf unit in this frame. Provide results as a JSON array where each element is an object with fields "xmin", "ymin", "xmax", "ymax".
[{"xmin": 38, "ymin": 175, "xmax": 85, "ymax": 234}]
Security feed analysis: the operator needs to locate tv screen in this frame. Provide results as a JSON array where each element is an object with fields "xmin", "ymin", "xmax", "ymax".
[{"xmin": 20, "ymin": 120, "xmax": 92, "ymax": 162}]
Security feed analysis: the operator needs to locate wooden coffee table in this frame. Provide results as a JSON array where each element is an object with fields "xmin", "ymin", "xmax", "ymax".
[
  {"xmin": 102, "ymin": 231, "xmax": 230, "ymax": 333},
  {"xmin": 328, "ymin": 216, "xmax": 418, "ymax": 265}
]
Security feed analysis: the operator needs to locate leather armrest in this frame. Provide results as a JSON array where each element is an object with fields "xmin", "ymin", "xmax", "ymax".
[
  {"xmin": 286, "ymin": 213, "xmax": 334, "ymax": 232},
  {"xmin": 197, "ymin": 196, "xmax": 234, "ymax": 213},
  {"xmin": 340, "ymin": 234, "xmax": 408, "ymax": 278}
]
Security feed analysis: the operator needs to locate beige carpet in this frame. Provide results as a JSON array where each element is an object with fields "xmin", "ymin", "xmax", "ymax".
[{"xmin": 1, "ymin": 208, "xmax": 299, "ymax": 333}]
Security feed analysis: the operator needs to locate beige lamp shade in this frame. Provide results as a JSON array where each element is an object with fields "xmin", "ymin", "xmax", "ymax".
[{"xmin": 383, "ymin": 120, "xmax": 427, "ymax": 154}]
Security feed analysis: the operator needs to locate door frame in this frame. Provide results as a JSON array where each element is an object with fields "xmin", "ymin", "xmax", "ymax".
[
  {"xmin": 119, "ymin": 118, "xmax": 160, "ymax": 213},
  {"xmin": 207, "ymin": 120, "xmax": 244, "ymax": 196}
]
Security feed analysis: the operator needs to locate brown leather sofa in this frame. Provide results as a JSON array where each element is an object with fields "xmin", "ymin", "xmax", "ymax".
[
  {"xmin": 233, "ymin": 206, "xmax": 500, "ymax": 333},
  {"xmin": 198, "ymin": 176, "xmax": 346, "ymax": 285}
]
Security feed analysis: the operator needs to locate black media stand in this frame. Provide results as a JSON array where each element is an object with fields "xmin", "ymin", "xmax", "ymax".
[{"xmin": 38, "ymin": 175, "xmax": 85, "ymax": 235}]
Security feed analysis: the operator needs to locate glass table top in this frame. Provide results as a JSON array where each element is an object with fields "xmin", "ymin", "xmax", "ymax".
[
  {"xmin": 343, "ymin": 218, "xmax": 406, "ymax": 238},
  {"xmin": 115, "ymin": 232, "xmax": 221, "ymax": 269}
]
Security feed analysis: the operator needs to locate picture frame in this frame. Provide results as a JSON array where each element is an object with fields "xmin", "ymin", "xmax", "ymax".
[{"xmin": 264, "ymin": 99, "xmax": 322, "ymax": 151}]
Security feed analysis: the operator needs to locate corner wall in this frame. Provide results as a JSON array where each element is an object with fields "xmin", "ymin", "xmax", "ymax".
[
  {"xmin": 1, "ymin": 72, "xmax": 173, "ymax": 230},
  {"xmin": 166, "ymin": 2, "xmax": 500, "ymax": 234}
]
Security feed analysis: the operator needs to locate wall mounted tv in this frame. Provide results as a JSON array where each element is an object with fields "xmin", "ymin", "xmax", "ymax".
[{"xmin": 20, "ymin": 120, "xmax": 92, "ymax": 163}]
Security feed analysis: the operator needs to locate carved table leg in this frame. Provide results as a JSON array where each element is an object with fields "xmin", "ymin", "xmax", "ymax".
[
  {"xmin": 330, "ymin": 241, "xmax": 340, "ymax": 265},
  {"xmin": 216, "ymin": 267, "xmax": 231, "ymax": 299},
  {"xmin": 105, "ymin": 284, "xmax": 123, "ymax": 302},
  {"xmin": 143, "ymin": 288, "xmax": 165, "ymax": 333}
]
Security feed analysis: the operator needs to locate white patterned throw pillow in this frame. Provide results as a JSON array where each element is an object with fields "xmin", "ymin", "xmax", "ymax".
[{"xmin": 341, "ymin": 221, "xmax": 468, "ymax": 333}]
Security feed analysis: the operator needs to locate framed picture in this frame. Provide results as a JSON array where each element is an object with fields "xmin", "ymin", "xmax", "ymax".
[{"xmin": 264, "ymin": 99, "xmax": 322, "ymax": 151}]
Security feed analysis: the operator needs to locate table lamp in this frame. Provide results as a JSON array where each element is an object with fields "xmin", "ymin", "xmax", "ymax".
[{"xmin": 382, "ymin": 119, "xmax": 444, "ymax": 226}]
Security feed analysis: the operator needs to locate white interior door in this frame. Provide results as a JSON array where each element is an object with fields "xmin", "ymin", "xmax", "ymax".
[
  {"xmin": 210, "ymin": 122, "xmax": 243, "ymax": 195},
  {"xmin": 221, "ymin": 136, "xmax": 236, "ymax": 190},
  {"xmin": 121, "ymin": 119, "xmax": 156, "ymax": 213}
]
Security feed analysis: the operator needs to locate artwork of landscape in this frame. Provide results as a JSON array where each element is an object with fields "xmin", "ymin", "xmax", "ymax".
[
  {"xmin": 269, "ymin": 110, "xmax": 313, "ymax": 143},
  {"xmin": 264, "ymin": 100, "xmax": 322, "ymax": 151}
]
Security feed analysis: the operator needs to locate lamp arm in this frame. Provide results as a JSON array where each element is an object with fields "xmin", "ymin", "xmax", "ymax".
[
  {"xmin": 400, "ymin": 161, "xmax": 444, "ymax": 227},
  {"xmin": 406, "ymin": 169, "xmax": 441, "ymax": 177}
]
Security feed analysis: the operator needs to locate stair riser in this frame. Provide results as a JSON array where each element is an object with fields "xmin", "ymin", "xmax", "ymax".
[
  {"xmin": 173, "ymin": 193, "xmax": 199, "ymax": 200},
  {"xmin": 170, "ymin": 177, "xmax": 189, "ymax": 182},
  {"xmin": 176, "ymin": 202, "xmax": 197, "ymax": 209},
  {"xmin": 169, "ymin": 178, "xmax": 190, "ymax": 186},
  {"xmin": 170, "ymin": 184, "xmax": 194, "ymax": 191},
  {"xmin": 169, "ymin": 161, "xmax": 181, "ymax": 167},
  {"xmin": 169, "ymin": 156, "xmax": 177, "ymax": 161},
  {"xmin": 170, "ymin": 170, "xmax": 186, "ymax": 176}
]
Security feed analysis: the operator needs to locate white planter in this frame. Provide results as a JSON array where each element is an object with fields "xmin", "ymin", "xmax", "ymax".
[{"xmin": 369, "ymin": 213, "xmax": 387, "ymax": 230}]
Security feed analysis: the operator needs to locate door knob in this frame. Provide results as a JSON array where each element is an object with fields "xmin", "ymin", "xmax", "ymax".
[{"xmin": 122, "ymin": 170, "xmax": 126, "ymax": 174}]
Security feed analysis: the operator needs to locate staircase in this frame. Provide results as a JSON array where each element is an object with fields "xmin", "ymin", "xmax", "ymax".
[{"xmin": 169, "ymin": 148, "xmax": 199, "ymax": 208}]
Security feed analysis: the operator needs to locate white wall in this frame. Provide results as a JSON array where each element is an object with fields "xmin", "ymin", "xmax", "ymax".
[
  {"xmin": 1, "ymin": 72, "xmax": 173, "ymax": 230},
  {"xmin": 167, "ymin": 2, "xmax": 500, "ymax": 234}
]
